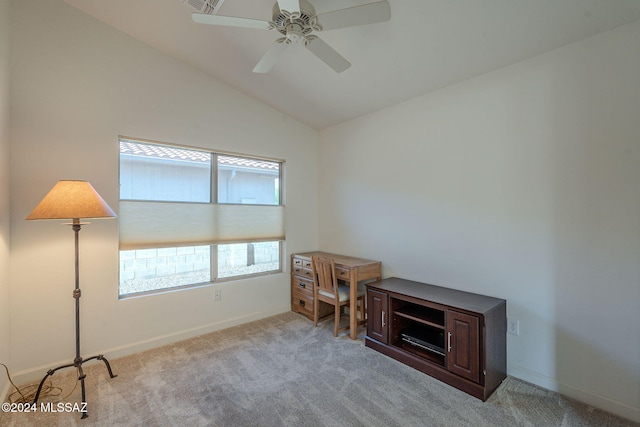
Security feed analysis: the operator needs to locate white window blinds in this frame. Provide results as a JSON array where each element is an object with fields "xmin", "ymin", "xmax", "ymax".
[{"xmin": 119, "ymin": 202, "xmax": 284, "ymax": 250}]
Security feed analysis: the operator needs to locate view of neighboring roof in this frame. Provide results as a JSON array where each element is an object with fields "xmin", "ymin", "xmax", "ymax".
[
  {"xmin": 119, "ymin": 139, "xmax": 279, "ymax": 170},
  {"xmin": 120, "ymin": 139, "xmax": 210, "ymax": 162}
]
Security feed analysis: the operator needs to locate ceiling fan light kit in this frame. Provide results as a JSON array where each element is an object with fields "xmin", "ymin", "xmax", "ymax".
[{"xmin": 191, "ymin": 0, "xmax": 391, "ymax": 73}]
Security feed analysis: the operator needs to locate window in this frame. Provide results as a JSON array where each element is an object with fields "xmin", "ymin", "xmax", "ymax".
[
  {"xmin": 120, "ymin": 141, "xmax": 212, "ymax": 202},
  {"xmin": 119, "ymin": 138, "xmax": 284, "ymax": 297}
]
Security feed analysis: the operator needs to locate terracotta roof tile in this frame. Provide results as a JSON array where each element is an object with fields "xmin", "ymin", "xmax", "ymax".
[
  {"xmin": 120, "ymin": 140, "xmax": 210, "ymax": 162},
  {"xmin": 218, "ymin": 155, "xmax": 279, "ymax": 170},
  {"xmin": 120, "ymin": 140, "xmax": 279, "ymax": 170}
]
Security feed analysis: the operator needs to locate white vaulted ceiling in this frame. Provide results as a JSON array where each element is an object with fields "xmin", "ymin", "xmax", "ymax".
[{"xmin": 64, "ymin": 0, "xmax": 640, "ymax": 130}]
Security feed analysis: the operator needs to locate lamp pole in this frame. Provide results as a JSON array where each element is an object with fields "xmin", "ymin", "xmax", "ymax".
[{"xmin": 31, "ymin": 220, "xmax": 118, "ymax": 419}]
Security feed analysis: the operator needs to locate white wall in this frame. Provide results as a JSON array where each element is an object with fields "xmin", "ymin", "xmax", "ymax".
[
  {"xmin": 9, "ymin": 0, "xmax": 318, "ymax": 383},
  {"xmin": 0, "ymin": 0, "xmax": 11, "ymax": 400},
  {"xmin": 319, "ymin": 20, "xmax": 640, "ymax": 422}
]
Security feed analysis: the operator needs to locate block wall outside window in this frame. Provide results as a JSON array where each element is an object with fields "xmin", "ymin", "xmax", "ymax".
[
  {"xmin": 120, "ymin": 246, "xmax": 211, "ymax": 295},
  {"xmin": 119, "ymin": 241, "xmax": 281, "ymax": 295},
  {"xmin": 217, "ymin": 242, "xmax": 280, "ymax": 279}
]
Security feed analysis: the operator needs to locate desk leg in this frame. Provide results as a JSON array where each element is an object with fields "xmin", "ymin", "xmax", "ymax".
[{"xmin": 350, "ymin": 269, "xmax": 357, "ymax": 340}]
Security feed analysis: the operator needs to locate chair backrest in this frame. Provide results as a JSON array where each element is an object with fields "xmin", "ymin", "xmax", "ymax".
[{"xmin": 312, "ymin": 255, "xmax": 338, "ymax": 299}]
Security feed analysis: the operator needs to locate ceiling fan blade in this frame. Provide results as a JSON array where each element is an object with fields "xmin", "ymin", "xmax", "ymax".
[
  {"xmin": 192, "ymin": 13, "xmax": 271, "ymax": 30},
  {"xmin": 277, "ymin": 0, "xmax": 300, "ymax": 14},
  {"xmin": 317, "ymin": 0, "xmax": 391, "ymax": 31},
  {"xmin": 305, "ymin": 37, "xmax": 351, "ymax": 73},
  {"xmin": 253, "ymin": 41, "xmax": 289, "ymax": 73}
]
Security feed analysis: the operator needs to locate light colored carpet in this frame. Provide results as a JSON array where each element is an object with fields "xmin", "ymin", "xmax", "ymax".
[{"xmin": 1, "ymin": 311, "xmax": 636, "ymax": 426}]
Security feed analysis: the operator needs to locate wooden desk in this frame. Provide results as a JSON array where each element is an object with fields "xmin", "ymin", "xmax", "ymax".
[{"xmin": 291, "ymin": 251, "xmax": 382, "ymax": 339}]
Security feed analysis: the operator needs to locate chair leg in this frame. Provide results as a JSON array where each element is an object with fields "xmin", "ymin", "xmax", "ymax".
[
  {"xmin": 313, "ymin": 296, "xmax": 319, "ymax": 327},
  {"xmin": 334, "ymin": 304, "xmax": 340, "ymax": 337}
]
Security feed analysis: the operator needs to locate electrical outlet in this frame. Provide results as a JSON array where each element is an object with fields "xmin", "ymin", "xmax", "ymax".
[
  {"xmin": 507, "ymin": 318, "xmax": 519, "ymax": 336},
  {"xmin": 214, "ymin": 289, "xmax": 222, "ymax": 301}
]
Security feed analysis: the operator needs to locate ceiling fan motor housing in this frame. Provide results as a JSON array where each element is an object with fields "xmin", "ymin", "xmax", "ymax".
[{"xmin": 271, "ymin": 0, "xmax": 321, "ymax": 45}]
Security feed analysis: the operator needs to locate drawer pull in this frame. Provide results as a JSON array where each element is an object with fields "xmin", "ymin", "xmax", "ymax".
[
  {"xmin": 304, "ymin": 261, "xmax": 311, "ymax": 268},
  {"xmin": 298, "ymin": 282, "xmax": 306, "ymax": 289},
  {"xmin": 294, "ymin": 259, "xmax": 302, "ymax": 266},
  {"xmin": 299, "ymin": 300, "xmax": 305, "ymax": 307}
]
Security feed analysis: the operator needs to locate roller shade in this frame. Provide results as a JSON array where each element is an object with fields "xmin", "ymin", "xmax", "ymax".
[{"xmin": 119, "ymin": 201, "xmax": 284, "ymax": 250}]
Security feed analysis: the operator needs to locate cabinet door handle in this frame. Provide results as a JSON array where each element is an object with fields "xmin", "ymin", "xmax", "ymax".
[
  {"xmin": 382, "ymin": 311, "xmax": 386, "ymax": 327},
  {"xmin": 299, "ymin": 300, "xmax": 305, "ymax": 307},
  {"xmin": 447, "ymin": 332, "xmax": 452, "ymax": 352}
]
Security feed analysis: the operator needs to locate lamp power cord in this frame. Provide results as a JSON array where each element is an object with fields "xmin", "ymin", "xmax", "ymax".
[{"xmin": 1, "ymin": 363, "xmax": 78, "ymax": 404}]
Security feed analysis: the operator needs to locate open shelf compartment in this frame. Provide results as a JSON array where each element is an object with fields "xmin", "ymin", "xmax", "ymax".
[
  {"xmin": 393, "ymin": 300, "xmax": 445, "ymax": 329},
  {"xmin": 391, "ymin": 299, "xmax": 446, "ymax": 366}
]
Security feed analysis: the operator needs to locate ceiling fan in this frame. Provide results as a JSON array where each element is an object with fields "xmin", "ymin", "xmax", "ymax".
[{"xmin": 191, "ymin": 0, "xmax": 391, "ymax": 73}]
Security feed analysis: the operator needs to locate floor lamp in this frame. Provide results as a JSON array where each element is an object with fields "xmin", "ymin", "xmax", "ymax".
[{"xmin": 26, "ymin": 180, "xmax": 118, "ymax": 419}]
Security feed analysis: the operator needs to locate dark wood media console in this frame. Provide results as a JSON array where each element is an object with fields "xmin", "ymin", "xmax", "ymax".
[{"xmin": 365, "ymin": 277, "xmax": 506, "ymax": 401}]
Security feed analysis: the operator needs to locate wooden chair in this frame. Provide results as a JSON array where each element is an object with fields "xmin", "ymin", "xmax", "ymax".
[{"xmin": 312, "ymin": 255, "xmax": 366, "ymax": 337}]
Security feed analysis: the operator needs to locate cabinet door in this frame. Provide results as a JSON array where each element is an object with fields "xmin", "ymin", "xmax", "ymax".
[
  {"xmin": 446, "ymin": 310, "xmax": 480, "ymax": 383},
  {"xmin": 367, "ymin": 289, "xmax": 389, "ymax": 344}
]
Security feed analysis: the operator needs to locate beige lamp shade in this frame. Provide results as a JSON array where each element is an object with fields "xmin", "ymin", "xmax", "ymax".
[{"xmin": 26, "ymin": 180, "xmax": 117, "ymax": 220}]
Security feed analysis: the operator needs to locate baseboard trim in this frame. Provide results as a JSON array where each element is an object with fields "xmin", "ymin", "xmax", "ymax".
[
  {"xmin": 508, "ymin": 364, "xmax": 639, "ymax": 423},
  {"xmin": 9, "ymin": 307, "xmax": 290, "ymax": 388}
]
